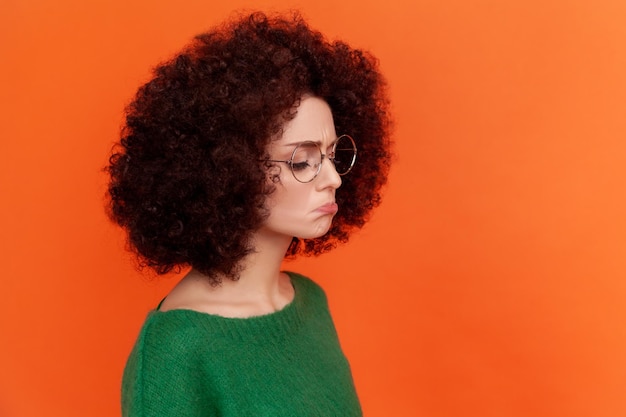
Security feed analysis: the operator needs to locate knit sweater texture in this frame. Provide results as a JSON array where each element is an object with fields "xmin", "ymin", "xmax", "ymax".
[{"xmin": 121, "ymin": 272, "xmax": 362, "ymax": 416}]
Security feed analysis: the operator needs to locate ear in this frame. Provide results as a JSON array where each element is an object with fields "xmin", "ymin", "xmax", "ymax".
[{"xmin": 263, "ymin": 161, "xmax": 283, "ymax": 184}]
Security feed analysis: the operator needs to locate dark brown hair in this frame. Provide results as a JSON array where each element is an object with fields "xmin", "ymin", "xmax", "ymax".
[{"xmin": 106, "ymin": 11, "xmax": 392, "ymax": 284}]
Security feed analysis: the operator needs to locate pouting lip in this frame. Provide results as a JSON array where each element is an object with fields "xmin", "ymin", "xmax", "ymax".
[{"xmin": 315, "ymin": 202, "xmax": 339, "ymax": 214}]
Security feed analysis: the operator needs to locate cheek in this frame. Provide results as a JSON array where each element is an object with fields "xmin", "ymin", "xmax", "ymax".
[
  {"xmin": 270, "ymin": 184, "xmax": 309, "ymax": 215},
  {"xmin": 264, "ymin": 176, "xmax": 318, "ymax": 226}
]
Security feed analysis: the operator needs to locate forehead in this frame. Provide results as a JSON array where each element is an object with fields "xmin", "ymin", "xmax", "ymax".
[{"xmin": 276, "ymin": 96, "xmax": 337, "ymax": 146}]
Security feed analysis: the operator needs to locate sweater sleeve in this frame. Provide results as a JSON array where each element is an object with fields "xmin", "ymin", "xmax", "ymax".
[{"xmin": 122, "ymin": 312, "xmax": 216, "ymax": 417}]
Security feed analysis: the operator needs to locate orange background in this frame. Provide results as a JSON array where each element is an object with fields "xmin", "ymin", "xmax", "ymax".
[{"xmin": 1, "ymin": 0, "xmax": 625, "ymax": 416}]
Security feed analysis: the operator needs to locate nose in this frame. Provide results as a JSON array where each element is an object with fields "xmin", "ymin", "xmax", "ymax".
[{"xmin": 316, "ymin": 156, "xmax": 342, "ymax": 190}]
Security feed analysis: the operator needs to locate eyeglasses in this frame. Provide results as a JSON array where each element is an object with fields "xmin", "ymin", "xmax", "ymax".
[{"xmin": 266, "ymin": 134, "xmax": 357, "ymax": 183}]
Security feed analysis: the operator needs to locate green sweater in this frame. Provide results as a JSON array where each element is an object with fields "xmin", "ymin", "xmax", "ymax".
[{"xmin": 121, "ymin": 272, "xmax": 362, "ymax": 416}]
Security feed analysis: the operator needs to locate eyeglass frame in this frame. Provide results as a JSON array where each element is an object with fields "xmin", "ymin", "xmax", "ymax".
[{"xmin": 264, "ymin": 134, "xmax": 357, "ymax": 183}]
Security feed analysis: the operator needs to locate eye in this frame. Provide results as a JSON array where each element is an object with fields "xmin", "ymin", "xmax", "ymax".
[
  {"xmin": 290, "ymin": 142, "xmax": 321, "ymax": 172},
  {"xmin": 291, "ymin": 160, "xmax": 312, "ymax": 171}
]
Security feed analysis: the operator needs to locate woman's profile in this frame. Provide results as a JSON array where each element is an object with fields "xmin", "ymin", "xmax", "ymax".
[{"xmin": 106, "ymin": 11, "xmax": 391, "ymax": 416}]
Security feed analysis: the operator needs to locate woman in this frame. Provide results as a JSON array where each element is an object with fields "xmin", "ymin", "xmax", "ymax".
[{"xmin": 107, "ymin": 11, "xmax": 391, "ymax": 417}]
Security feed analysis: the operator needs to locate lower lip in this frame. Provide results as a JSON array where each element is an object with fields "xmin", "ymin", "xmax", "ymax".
[{"xmin": 316, "ymin": 203, "xmax": 339, "ymax": 214}]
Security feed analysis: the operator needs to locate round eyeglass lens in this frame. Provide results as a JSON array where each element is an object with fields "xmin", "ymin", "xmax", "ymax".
[
  {"xmin": 291, "ymin": 142, "xmax": 322, "ymax": 183},
  {"xmin": 332, "ymin": 135, "xmax": 357, "ymax": 175}
]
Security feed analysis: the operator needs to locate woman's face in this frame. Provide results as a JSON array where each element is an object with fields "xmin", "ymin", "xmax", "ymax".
[{"xmin": 261, "ymin": 95, "xmax": 343, "ymax": 240}]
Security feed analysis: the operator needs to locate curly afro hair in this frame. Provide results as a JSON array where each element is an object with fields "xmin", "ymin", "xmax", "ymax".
[{"xmin": 106, "ymin": 11, "xmax": 392, "ymax": 284}]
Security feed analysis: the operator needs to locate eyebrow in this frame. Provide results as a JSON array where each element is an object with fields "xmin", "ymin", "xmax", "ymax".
[
  {"xmin": 281, "ymin": 138, "xmax": 337, "ymax": 147},
  {"xmin": 281, "ymin": 140, "xmax": 321, "ymax": 147}
]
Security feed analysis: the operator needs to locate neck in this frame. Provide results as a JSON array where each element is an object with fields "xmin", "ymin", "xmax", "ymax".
[
  {"xmin": 230, "ymin": 228, "xmax": 293, "ymax": 295},
  {"xmin": 177, "ymin": 229, "xmax": 294, "ymax": 316}
]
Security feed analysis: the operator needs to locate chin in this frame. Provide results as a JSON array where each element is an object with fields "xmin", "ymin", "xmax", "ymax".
[{"xmin": 298, "ymin": 221, "xmax": 333, "ymax": 239}]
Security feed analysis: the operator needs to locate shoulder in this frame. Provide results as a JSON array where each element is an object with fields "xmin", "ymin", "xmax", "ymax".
[
  {"xmin": 284, "ymin": 271, "xmax": 329, "ymax": 305},
  {"xmin": 122, "ymin": 312, "xmax": 217, "ymax": 416},
  {"xmin": 123, "ymin": 311, "xmax": 212, "ymax": 392},
  {"xmin": 285, "ymin": 271, "xmax": 322, "ymax": 291},
  {"xmin": 127, "ymin": 310, "xmax": 210, "ymax": 369}
]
